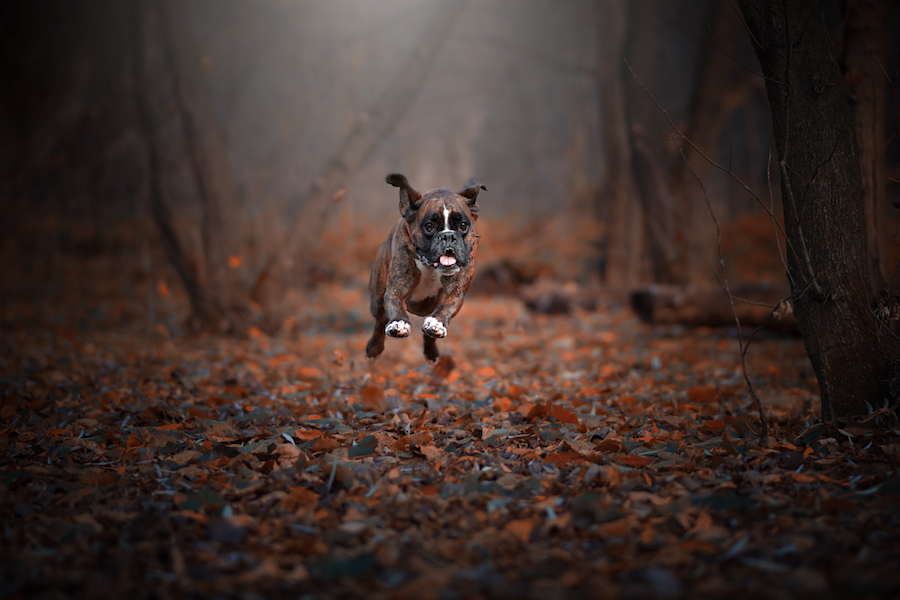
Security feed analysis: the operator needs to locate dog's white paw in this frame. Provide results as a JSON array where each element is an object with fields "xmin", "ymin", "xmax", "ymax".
[
  {"xmin": 422, "ymin": 316, "xmax": 447, "ymax": 338},
  {"xmin": 385, "ymin": 320, "xmax": 411, "ymax": 338}
]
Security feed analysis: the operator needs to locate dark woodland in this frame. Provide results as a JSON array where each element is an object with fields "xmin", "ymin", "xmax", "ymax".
[{"xmin": 3, "ymin": 1, "xmax": 900, "ymax": 598}]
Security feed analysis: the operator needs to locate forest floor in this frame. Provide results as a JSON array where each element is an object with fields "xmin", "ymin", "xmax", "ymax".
[{"xmin": 3, "ymin": 283, "xmax": 900, "ymax": 599}]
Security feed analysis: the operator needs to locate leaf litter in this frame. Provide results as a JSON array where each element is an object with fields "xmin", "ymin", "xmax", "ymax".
[{"xmin": 2, "ymin": 292, "xmax": 900, "ymax": 599}]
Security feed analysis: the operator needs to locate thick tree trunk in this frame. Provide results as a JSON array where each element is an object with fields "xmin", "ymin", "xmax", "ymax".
[
  {"xmin": 599, "ymin": 0, "xmax": 645, "ymax": 288},
  {"xmin": 843, "ymin": 0, "xmax": 892, "ymax": 293},
  {"xmin": 740, "ymin": 0, "xmax": 899, "ymax": 419}
]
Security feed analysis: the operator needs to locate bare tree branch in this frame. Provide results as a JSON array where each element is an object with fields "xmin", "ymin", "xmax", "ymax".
[{"xmin": 672, "ymin": 135, "xmax": 770, "ymax": 446}]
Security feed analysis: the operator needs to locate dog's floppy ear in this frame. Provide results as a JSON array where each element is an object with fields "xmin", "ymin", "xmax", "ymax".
[
  {"xmin": 386, "ymin": 173, "xmax": 423, "ymax": 222},
  {"xmin": 457, "ymin": 177, "xmax": 487, "ymax": 219}
]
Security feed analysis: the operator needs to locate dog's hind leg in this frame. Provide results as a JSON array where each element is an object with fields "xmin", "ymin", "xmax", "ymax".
[
  {"xmin": 366, "ymin": 317, "xmax": 388, "ymax": 360},
  {"xmin": 423, "ymin": 334, "xmax": 439, "ymax": 364}
]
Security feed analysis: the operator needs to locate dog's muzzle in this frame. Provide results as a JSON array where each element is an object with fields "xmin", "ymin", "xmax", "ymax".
[{"xmin": 421, "ymin": 232, "xmax": 466, "ymax": 275}]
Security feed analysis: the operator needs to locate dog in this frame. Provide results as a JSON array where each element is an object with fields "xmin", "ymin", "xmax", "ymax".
[{"xmin": 366, "ymin": 173, "xmax": 486, "ymax": 363}]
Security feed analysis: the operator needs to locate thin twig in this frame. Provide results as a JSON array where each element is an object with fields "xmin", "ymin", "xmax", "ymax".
[
  {"xmin": 625, "ymin": 59, "xmax": 802, "ymax": 276},
  {"xmin": 871, "ymin": 307, "xmax": 900, "ymax": 345},
  {"xmin": 801, "ymin": 122, "xmax": 853, "ymax": 199},
  {"xmin": 673, "ymin": 137, "xmax": 770, "ymax": 447},
  {"xmin": 326, "ymin": 454, "xmax": 339, "ymax": 492},
  {"xmin": 729, "ymin": 0, "xmax": 762, "ymax": 49},
  {"xmin": 767, "ymin": 150, "xmax": 795, "ymax": 288},
  {"xmin": 774, "ymin": 0, "xmax": 824, "ymax": 296},
  {"xmin": 729, "ymin": 296, "xmax": 777, "ymax": 308},
  {"xmin": 777, "ymin": 158, "xmax": 821, "ymax": 294},
  {"xmin": 744, "ymin": 296, "xmax": 792, "ymax": 349},
  {"xmin": 706, "ymin": 21, "xmax": 780, "ymax": 84}
]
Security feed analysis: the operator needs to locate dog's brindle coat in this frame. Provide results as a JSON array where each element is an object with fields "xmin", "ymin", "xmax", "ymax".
[{"xmin": 366, "ymin": 173, "xmax": 486, "ymax": 363}]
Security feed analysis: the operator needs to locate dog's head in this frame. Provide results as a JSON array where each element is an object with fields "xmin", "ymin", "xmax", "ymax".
[{"xmin": 387, "ymin": 173, "xmax": 485, "ymax": 277}]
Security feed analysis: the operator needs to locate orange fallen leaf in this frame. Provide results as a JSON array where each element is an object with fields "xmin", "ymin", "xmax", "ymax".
[
  {"xmin": 527, "ymin": 402, "xmax": 549, "ymax": 420},
  {"xmin": 494, "ymin": 397, "xmax": 514, "ymax": 412},
  {"xmin": 598, "ymin": 364, "xmax": 619, "ymax": 380},
  {"xmin": 594, "ymin": 439, "xmax": 625, "ymax": 453},
  {"xmin": 283, "ymin": 486, "xmax": 318, "ymax": 510},
  {"xmin": 298, "ymin": 367, "xmax": 323, "ymax": 380},
  {"xmin": 598, "ymin": 519, "xmax": 630, "ymax": 537},
  {"xmin": 505, "ymin": 518, "xmax": 533, "ymax": 542},
  {"xmin": 80, "ymin": 470, "xmax": 118, "ymax": 487},
  {"xmin": 614, "ymin": 455, "xmax": 653, "ymax": 468},
  {"xmin": 393, "ymin": 431, "xmax": 433, "ymax": 451},
  {"xmin": 549, "ymin": 404, "xmax": 579, "ymax": 425},
  {"xmin": 360, "ymin": 384, "xmax": 388, "ymax": 412},
  {"xmin": 432, "ymin": 355, "xmax": 456, "ymax": 379},
  {"xmin": 418, "ymin": 445, "xmax": 441, "ymax": 461},
  {"xmin": 687, "ymin": 386, "xmax": 718, "ymax": 404},
  {"xmin": 476, "ymin": 366, "xmax": 496, "ymax": 378},
  {"xmin": 545, "ymin": 451, "xmax": 583, "ymax": 464},
  {"xmin": 311, "ymin": 437, "xmax": 343, "ymax": 452},
  {"xmin": 704, "ymin": 419, "xmax": 726, "ymax": 432}
]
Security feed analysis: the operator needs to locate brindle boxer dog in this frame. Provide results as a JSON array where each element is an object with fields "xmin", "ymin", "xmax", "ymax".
[{"xmin": 366, "ymin": 173, "xmax": 486, "ymax": 363}]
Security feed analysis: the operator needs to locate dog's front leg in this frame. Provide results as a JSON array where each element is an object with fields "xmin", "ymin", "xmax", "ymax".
[
  {"xmin": 422, "ymin": 275, "xmax": 469, "ymax": 339},
  {"xmin": 383, "ymin": 265, "xmax": 419, "ymax": 338}
]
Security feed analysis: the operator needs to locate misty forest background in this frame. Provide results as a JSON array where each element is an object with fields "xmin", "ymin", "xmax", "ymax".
[
  {"xmin": 6, "ymin": 0, "xmax": 898, "ymax": 337},
  {"xmin": 8, "ymin": 2, "xmax": 900, "ymax": 598}
]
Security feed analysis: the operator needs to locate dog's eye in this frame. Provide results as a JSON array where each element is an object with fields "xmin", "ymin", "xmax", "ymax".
[
  {"xmin": 423, "ymin": 222, "xmax": 435, "ymax": 234},
  {"xmin": 459, "ymin": 222, "xmax": 468, "ymax": 233}
]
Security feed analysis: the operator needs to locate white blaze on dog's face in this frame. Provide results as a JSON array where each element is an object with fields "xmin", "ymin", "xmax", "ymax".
[{"xmin": 442, "ymin": 207, "xmax": 451, "ymax": 233}]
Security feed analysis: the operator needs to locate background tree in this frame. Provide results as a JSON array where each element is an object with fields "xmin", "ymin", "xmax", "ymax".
[
  {"xmin": 132, "ymin": 0, "xmax": 250, "ymax": 333},
  {"xmin": 614, "ymin": 1, "xmax": 772, "ymax": 285},
  {"xmin": 842, "ymin": 0, "xmax": 895, "ymax": 293},
  {"xmin": 598, "ymin": 0, "xmax": 646, "ymax": 288},
  {"xmin": 739, "ymin": 0, "xmax": 900, "ymax": 418}
]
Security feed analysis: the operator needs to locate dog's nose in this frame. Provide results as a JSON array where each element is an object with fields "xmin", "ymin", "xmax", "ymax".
[{"xmin": 439, "ymin": 231, "xmax": 455, "ymax": 243}]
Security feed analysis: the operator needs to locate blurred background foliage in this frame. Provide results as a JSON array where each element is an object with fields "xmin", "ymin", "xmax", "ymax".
[{"xmin": 1, "ymin": 0, "xmax": 898, "ymax": 333}]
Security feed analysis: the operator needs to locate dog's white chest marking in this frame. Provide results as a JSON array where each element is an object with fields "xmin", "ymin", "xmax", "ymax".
[{"xmin": 411, "ymin": 258, "xmax": 443, "ymax": 302}]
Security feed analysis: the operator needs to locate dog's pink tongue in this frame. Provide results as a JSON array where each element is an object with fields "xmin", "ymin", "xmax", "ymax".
[{"xmin": 440, "ymin": 254, "xmax": 457, "ymax": 267}]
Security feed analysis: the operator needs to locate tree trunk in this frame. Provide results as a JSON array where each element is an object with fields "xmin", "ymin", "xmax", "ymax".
[
  {"xmin": 599, "ymin": 0, "xmax": 645, "ymax": 288},
  {"xmin": 157, "ymin": 0, "xmax": 249, "ymax": 332},
  {"xmin": 251, "ymin": 0, "xmax": 470, "ymax": 323},
  {"xmin": 740, "ymin": 0, "xmax": 899, "ymax": 419},
  {"xmin": 843, "ymin": 0, "xmax": 892, "ymax": 293},
  {"xmin": 675, "ymin": 2, "xmax": 758, "ymax": 283},
  {"xmin": 130, "ymin": 1, "xmax": 222, "ymax": 328},
  {"xmin": 624, "ymin": 0, "xmax": 680, "ymax": 283}
]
